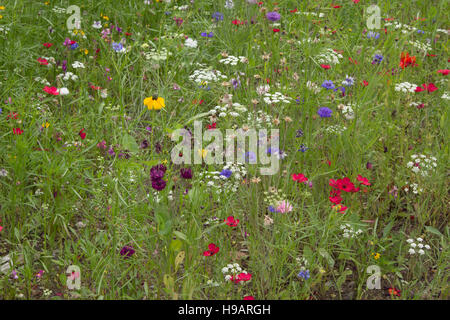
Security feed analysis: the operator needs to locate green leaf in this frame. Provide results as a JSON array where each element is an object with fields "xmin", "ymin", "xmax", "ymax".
[
  {"xmin": 170, "ymin": 239, "xmax": 183, "ymax": 252},
  {"xmin": 318, "ymin": 248, "xmax": 335, "ymax": 268},
  {"xmin": 382, "ymin": 221, "xmax": 394, "ymax": 238},
  {"xmin": 425, "ymin": 226, "xmax": 443, "ymax": 237},
  {"xmin": 121, "ymin": 134, "xmax": 139, "ymax": 153},
  {"xmin": 173, "ymin": 231, "xmax": 187, "ymax": 241}
]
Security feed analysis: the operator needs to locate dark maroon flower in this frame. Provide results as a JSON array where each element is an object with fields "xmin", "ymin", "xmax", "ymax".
[
  {"xmin": 120, "ymin": 245, "xmax": 135, "ymax": 258},
  {"xmin": 151, "ymin": 178, "xmax": 166, "ymax": 191},
  {"xmin": 140, "ymin": 140, "xmax": 149, "ymax": 149},
  {"xmin": 150, "ymin": 164, "xmax": 166, "ymax": 181},
  {"xmin": 155, "ymin": 142, "xmax": 162, "ymax": 153},
  {"xmin": 180, "ymin": 168, "xmax": 192, "ymax": 179}
]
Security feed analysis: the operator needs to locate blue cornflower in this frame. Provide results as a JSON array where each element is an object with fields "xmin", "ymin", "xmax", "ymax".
[
  {"xmin": 112, "ymin": 42, "xmax": 124, "ymax": 52},
  {"xmin": 242, "ymin": 151, "xmax": 257, "ymax": 163},
  {"xmin": 201, "ymin": 32, "xmax": 214, "ymax": 38},
  {"xmin": 372, "ymin": 54, "xmax": 383, "ymax": 64},
  {"xmin": 317, "ymin": 107, "xmax": 333, "ymax": 118},
  {"xmin": 342, "ymin": 76, "xmax": 354, "ymax": 86},
  {"xmin": 220, "ymin": 169, "xmax": 232, "ymax": 178},
  {"xmin": 298, "ymin": 144, "xmax": 308, "ymax": 152},
  {"xmin": 321, "ymin": 80, "xmax": 335, "ymax": 90},
  {"xmin": 70, "ymin": 42, "xmax": 79, "ymax": 50},
  {"xmin": 334, "ymin": 86, "xmax": 346, "ymax": 96},
  {"xmin": 417, "ymin": 29, "xmax": 425, "ymax": 34},
  {"xmin": 296, "ymin": 129, "xmax": 304, "ymax": 138},
  {"xmin": 268, "ymin": 206, "xmax": 276, "ymax": 213},
  {"xmin": 212, "ymin": 12, "xmax": 224, "ymax": 21},
  {"xmin": 296, "ymin": 97, "xmax": 304, "ymax": 104},
  {"xmin": 367, "ymin": 31, "xmax": 380, "ymax": 39},
  {"xmin": 297, "ymin": 269, "xmax": 310, "ymax": 280}
]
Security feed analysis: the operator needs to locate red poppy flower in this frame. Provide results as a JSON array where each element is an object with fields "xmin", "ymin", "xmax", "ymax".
[
  {"xmin": 273, "ymin": 28, "xmax": 280, "ymax": 33},
  {"xmin": 357, "ymin": 175, "xmax": 371, "ymax": 186},
  {"xmin": 415, "ymin": 83, "xmax": 438, "ymax": 93},
  {"xmin": 437, "ymin": 69, "xmax": 449, "ymax": 76},
  {"xmin": 125, "ymin": 32, "xmax": 132, "ymax": 36},
  {"xmin": 79, "ymin": 128, "xmax": 86, "ymax": 140},
  {"xmin": 43, "ymin": 86, "xmax": 59, "ymax": 95},
  {"xmin": 349, "ymin": 57, "xmax": 358, "ymax": 64},
  {"xmin": 399, "ymin": 52, "xmax": 416, "ymax": 69},
  {"xmin": 332, "ymin": 204, "xmax": 348, "ymax": 213},
  {"xmin": 320, "ymin": 64, "xmax": 331, "ymax": 69},
  {"xmin": 329, "ymin": 189, "xmax": 342, "ymax": 204},
  {"xmin": 224, "ymin": 216, "xmax": 239, "ymax": 227},
  {"xmin": 203, "ymin": 243, "xmax": 220, "ymax": 256},
  {"xmin": 13, "ymin": 128, "xmax": 23, "ymax": 135},
  {"xmin": 232, "ymin": 272, "xmax": 252, "ymax": 283},
  {"xmin": 207, "ymin": 123, "xmax": 216, "ymax": 130},
  {"xmin": 292, "ymin": 173, "xmax": 308, "ymax": 183},
  {"xmin": 43, "ymin": 43, "xmax": 53, "ymax": 48},
  {"xmin": 290, "ymin": 8, "xmax": 298, "ymax": 13},
  {"xmin": 37, "ymin": 58, "xmax": 49, "ymax": 65},
  {"xmin": 243, "ymin": 296, "xmax": 255, "ymax": 300},
  {"xmin": 330, "ymin": 177, "xmax": 359, "ymax": 193},
  {"xmin": 388, "ymin": 287, "xmax": 401, "ymax": 297},
  {"xmin": 362, "ymin": 80, "xmax": 369, "ymax": 86},
  {"xmin": 7, "ymin": 112, "xmax": 19, "ymax": 119}
]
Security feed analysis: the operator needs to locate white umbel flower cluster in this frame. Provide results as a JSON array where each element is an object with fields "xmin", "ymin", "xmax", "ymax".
[
  {"xmin": 406, "ymin": 154, "xmax": 437, "ymax": 177},
  {"xmin": 407, "ymin": 237, "xmax": 430, "ymax": 255},
  {"xmin": 219, "ymin": 55, "xmax": 248, "ymax": 65},
  {"xmin": 263, "ymin": 92, "xmax": 291, "ymax": 104},
  {"xmin": 316, "ymin": 48, "xmax": 343, "ymax": 65},
  {"xmin": 189, "ymin": 65, "xmax": 227, "ymax": 85},
  {"xmin": 395, "ymin": 82, "xmax": 418, "ymax": 93},
  {"xmin": 341, "ymin": 223, "xmax": 363, "ymax": 238}
]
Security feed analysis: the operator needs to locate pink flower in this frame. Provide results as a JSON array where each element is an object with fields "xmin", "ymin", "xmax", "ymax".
[
  {"xmin": 243, "ymin": 296, "xmax": 255, "ymax": 300},
  {"xmin": 43, "ymin": 86, "xmax": 59, "ymax": 95},
  {"xmin": 415, "ymin": 83, "xmax": 438, "ymax": 93},
  {"xmin": 437, "ymin": 69, "xmax": 449, "ymax": 76},
  {"xmin": 232, "ymin": 272, "xmax": 252, "ymax": 283},
  {"xmin": 276, "ymin": 200, "xmax": 293, "ymax": 213},
  {"xmin": 292, "ymin": 173, "xmax": 308, "ymax": 183},
  {"xmin": 357, "ymin": 174, "xmax": 371, "ymax": 186}
]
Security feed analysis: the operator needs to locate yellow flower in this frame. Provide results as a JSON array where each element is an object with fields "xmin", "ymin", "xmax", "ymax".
[
  {"xmin": 0, "ymin": 15, "xmax": 2, "ymax": 19},
  {"xmin": 144, "ymin": 95, "xmax": 165, "ymax": 110},
  {"xmin": 198, "ymin": 149, "xmax": 207, "ymax": 158},
  {"xmin": 42, "ymin": 122, "xmax": 50, "ymax": 128},
  {"xmin": 84, "ymin": 49, "xmax": 88, "ymax": 55},
  {"xmin": 0, "ymin": 6, "xmax": 5, "ymax": 10},
  {"xmin": 372, "ymin": 252, "xmax": 381, "ymax": 260},
  {"xmin": 103, "ymin": 15, "xmax": 109, "ymax": 21}
]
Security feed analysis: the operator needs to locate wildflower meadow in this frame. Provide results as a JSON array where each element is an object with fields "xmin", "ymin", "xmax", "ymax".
[{"xmin": 0, "ymin": 0, "xmax": 449, "ymax": 302}]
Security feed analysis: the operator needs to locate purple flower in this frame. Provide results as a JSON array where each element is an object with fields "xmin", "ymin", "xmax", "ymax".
[
  {"xmin": 321, "ymin": 80, "xmax": 335, "ymax": 90},
  {"xmin": 297, "ymin": 269, "xmax": 310, "ymax": 280},
  {"xmin": 180, "ymin": 168, "xmax": 192, "ymax": 179},
  {"xmin": 150, "ymin": 165, "xmax": 166, "ymax": 181},
  {"xmin": 220, "ymin": 169, "xmax": 232, "ymax": 178},
  {"xmin": 112, "ymin": 42, "xmax": 124, "ymax": 52},
  {"xmin": 212, "ymin": 12, "xmax": 224, "ymax": 21},
  {"xmin": 151, "ymin": 178, "xmax": 166, "ymax": 191},
  {"xmin": 266, "ymin": 11, "xmax": 281, "ymax": 22},
  {"xmin": 317, "ymin": 107, "xmax": 333, "ymax": 118},
  {"xmin": 120, "ymin": 246, "xmax": 135, "ymax": 258}
]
